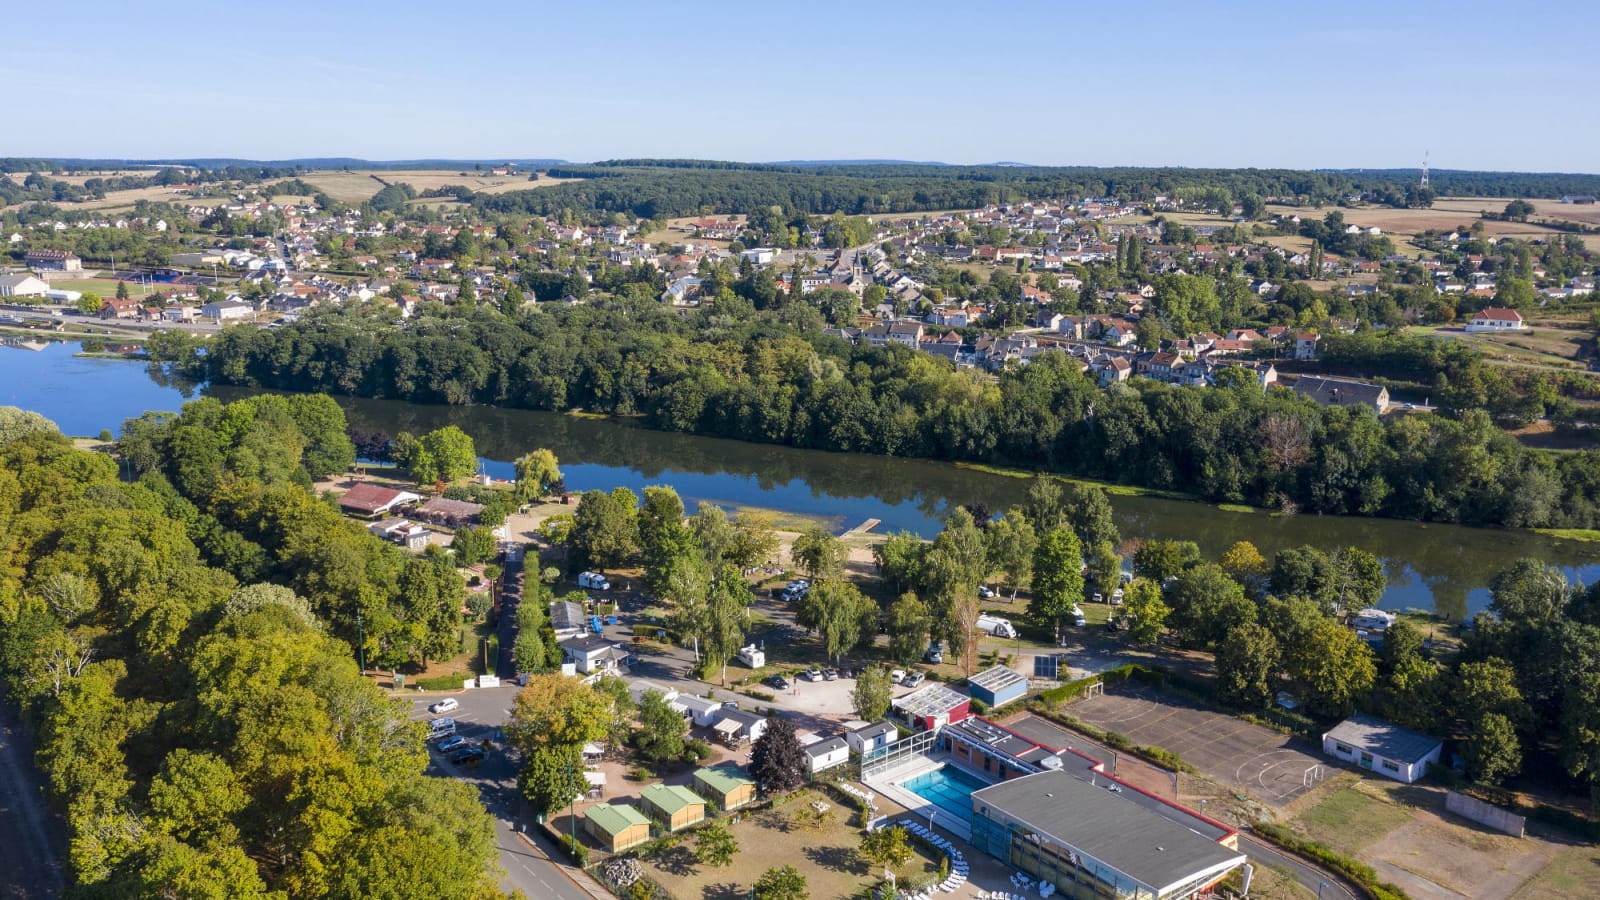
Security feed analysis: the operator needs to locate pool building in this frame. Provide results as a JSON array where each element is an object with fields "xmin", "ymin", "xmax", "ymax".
[{"xmin": 868, "ymin": 716, "xmax": 1244, "ymax": 900}]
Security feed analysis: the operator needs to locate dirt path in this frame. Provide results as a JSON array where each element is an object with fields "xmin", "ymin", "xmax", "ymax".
[{"xmin": 0, "ymin": 686, "xmax": 66, "ymax": 899}]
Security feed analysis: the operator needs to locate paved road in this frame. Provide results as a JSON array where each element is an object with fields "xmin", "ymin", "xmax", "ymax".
[
  {"xmin": 0, "ymin": 687, "xmax": 66, "ymax": 899},
  {"xmin": 1240, "ymin": 832, "xmax": 1358, "ymax": 900}
]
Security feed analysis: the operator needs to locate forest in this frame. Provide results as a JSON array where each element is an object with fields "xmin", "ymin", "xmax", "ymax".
[
  {"xmin": 476, "ymin": 160, "xmax": 1600, "ymax": 220},
  {"xmin": 0, "ymin": 401, "xmax": 509, "ymax": 898},
  {"xmin": 176, "ymin": 298, "xmax": 1600, "ymax": 530}
]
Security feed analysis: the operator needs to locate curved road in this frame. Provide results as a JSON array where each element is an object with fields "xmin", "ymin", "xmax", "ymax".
[{"xmin": 1241, "ymin": 832, "xmax": 1359, "ymax": 900}]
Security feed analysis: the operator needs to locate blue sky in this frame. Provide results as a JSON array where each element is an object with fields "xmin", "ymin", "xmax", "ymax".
[{"xmin": 8, "ymin": 1, "xmax": 1595, "ymax": 172}]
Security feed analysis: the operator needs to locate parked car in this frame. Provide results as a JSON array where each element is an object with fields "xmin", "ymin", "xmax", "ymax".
[
  {"xmin": 822, "ymin": 667, "xmax": 838, "ymax": 681},
  {"xmin": 450, "ymin": 747, "xmax": 487, "ymax": 765},
  {"xmin": 977, "ymin": 585, "xmax": 996, "ymax": 598},
  {"xmin": 1091, "ymin": 592, "xmax": 1104, "ymax": 604},
  {"xmin": 890, "ymin": 669, "xmax": 908, "ymax": 684},
  {"xmin": 427, "ymin": 719, "xmax": 457, "ymax": 740},
  {"xmin": 904, "ymin": 671, "xmax": 927, "ymax": 688},
  {"xmin": 764, "ymin": 675, "xmax": 790, "ymax": 690},
  {"xmin": 436, "ymin": 735, "xmax": 471, "ymax": 753},
  {"xmin": 429, "ymin": 697, "xmax": 460, "ymax": 715},
  {"xmin": 803, "ymin": 667, "xmax": 824, "ymax": 682},
  {"xmin": 923, "ymin": 642, "xmax": 944, "ymax": 664}
]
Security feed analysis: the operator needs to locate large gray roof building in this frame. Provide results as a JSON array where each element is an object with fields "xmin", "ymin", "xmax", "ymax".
[{"xmin": 970, "ymin": 768, "xmax": 1244, "ymax": 899}]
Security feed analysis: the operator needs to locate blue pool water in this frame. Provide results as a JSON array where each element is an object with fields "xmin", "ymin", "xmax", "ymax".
[{"xmin": 899, "ymin": 765, "xmax": 992, "ymax": 824}]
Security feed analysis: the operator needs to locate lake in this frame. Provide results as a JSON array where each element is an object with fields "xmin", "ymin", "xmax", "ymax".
[{"xmin": 2, "ymin": 340, "xmax": 1595, "ymax": 619}]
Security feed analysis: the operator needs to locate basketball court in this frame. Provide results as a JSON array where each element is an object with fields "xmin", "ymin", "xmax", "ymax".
[{"xmin": 1068, "ymin": 683, "xmax": 1328, "ymax": 807}]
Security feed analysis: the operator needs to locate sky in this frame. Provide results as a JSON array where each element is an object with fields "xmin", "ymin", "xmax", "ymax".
[{"xmin": 7, "ymin": 1, "xmax": 1596, "ymax": 172}]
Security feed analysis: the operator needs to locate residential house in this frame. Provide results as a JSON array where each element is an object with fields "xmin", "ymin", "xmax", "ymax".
[
  {"xmin": 200, "ymin": 298, "xmax": 255, "ymax": 321},
  {"xmin": 99, "ymin": 297, "xmax": 142, "ymax": 319},
  {"xmin": 888, "ymin": 321, "xmax": 924, "ymax": 347},
  {"xmin": 802, "ymin": 736, "xmax": 850, "ymax": 774},
  {"xmin": 1294, "ymin": 333, "xmax": 1319, "ymax": 361},
  {"xmin": 1465, "ymin": 307, "xmax": 1526, "ymax": 332},
  {"xmin": 710, "ymin": 707, "xmax": 767, "ymax": 745},
  {"xmin": 675, "ymin": 695, "xmax": 730, "ymax": 728},
  {"xmin": 549, "ymin": 600, "xmax": 587, "ymax": 640},
  {"xmin": 1322, "ymin": 714, "xmax": 1443, "ymax": 784},
  {"xmin": 367, "ymin": 517, "xmax": 430, "ymax": 551},
  {"xmin": 412, "ymin": 497, "xmax": 484, "ymax": 528},
  {"xmin": 560, "ymin": 635, "xmax": 630, "ymax": 676},
  {"xmin": 1292, "ymin": 376, "xmax": 1389, "ymax": 414},
  {"xmin": 845, "ymin": 721, "xmax": 898, "ymax": 755}
]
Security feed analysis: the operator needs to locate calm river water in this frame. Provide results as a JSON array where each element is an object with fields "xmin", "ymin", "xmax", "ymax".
[{"xmin": 2, "ymin": 340, "xmax": 1594, "ymax": 619}]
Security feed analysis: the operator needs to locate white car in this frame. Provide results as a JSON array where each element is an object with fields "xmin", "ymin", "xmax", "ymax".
[
  {"xmin": 890, "ymin": 668, "xmax": 908, "ymax": 684},
  {"xmin": 429, "ymin": 697, "xmax": 460, "ymax": 715},
  {"xmin": 977, "ymin": 585, "xmax": 995, "ymax": 598},
  {"xmin": 803, "ymin": 667, "xmax": 824, "ymax": 682}
]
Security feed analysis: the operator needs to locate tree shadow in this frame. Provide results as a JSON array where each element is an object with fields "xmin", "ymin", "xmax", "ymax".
[
  {"xmin": 702, "ymin": 882, "xmax": 746, "ymax": 900},
  {"xmin": 649, "ymin": 844, "xmax": 700, "ymax": 877},
  {"xmin": 803, "ymin": 844, "xmax": 865, "ymax": 874}
]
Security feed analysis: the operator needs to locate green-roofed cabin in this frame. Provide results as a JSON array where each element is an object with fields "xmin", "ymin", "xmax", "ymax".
[
  {"xmin": 583, "ymin": 802, "xmax": 652, "ymax": 852},
  {"xmin": 693, "ymin": 764, "xmax": 756, "ymax": 810},
  {"xmin": 640, "ymin": 783, "xmax": 708, "ymax": 831}
]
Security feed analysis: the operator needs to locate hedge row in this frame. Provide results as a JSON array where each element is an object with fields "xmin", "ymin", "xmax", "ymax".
[
  {"xmin": 415, "ymin": 671, "xmax": 472, "ymax": 691},
  {"xmin": 1250, "ymin": 822, "xmax": 1411, "ymax": 900}
]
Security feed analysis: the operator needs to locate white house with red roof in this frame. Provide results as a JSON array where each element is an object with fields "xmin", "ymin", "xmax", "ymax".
[{"xmin": 1465, "ymin": 307, "xmax": 1526, "ymax": 332}]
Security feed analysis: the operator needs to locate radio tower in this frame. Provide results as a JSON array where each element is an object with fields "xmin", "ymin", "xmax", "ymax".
[{"xmin": 1420, "ymin": 151, "xmax": 1430, "ymax": 189}]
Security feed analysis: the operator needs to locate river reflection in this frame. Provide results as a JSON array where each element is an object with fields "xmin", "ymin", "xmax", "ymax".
[{"xmin": 1, "ymin": 341, "xmax": 1593, "ymax": 618}]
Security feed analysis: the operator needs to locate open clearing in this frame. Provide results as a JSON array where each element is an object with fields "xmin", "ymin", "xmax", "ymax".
[
  {"xmin": 637, "ymin": 789, "xmax": 939, "ymax": 900},
  {"xmin": 1066, "ymin": 684, "xmax": 1328, "ymax": 807},
  {"xmin": 1293, "ymin": 782, "xmax": 1571, "ymax": 900},
  {"xmin": 281, "ymin": 170, "xmax": 577, "ymax": 203},
  {"xmin": 1511, "ymin": 844, "xmax": 1600, "ymax": 900}
]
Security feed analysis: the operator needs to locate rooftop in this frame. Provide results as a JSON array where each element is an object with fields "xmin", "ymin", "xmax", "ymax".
[
  {"xmin": 640, "ymin": 783, "xmax": 706, "ymax": 814},
  {"xmin": 968, "ymin": 665, "xmax": 1028, "ymax": 694},
  {"xmin": 694, "ymin": 764, "xmax": 754, "ymax": 794},
  {"xmin": 1324, "ymin": 714, "xmax": 1443, "ymax": 763},
  {"xmin": 973, "ymin": 769, "xmax": 1245, "ymax": 894},
  {"xmin": 893, "ymin": 683, "xmax": 970, "ymax": 720},
  {"xmin": 560, "ymin": 635, "xmax": 618, "ymax": 655},
  {"xmin": 584, "ymin": 802, "xmax": 650, "ymax": 836}
]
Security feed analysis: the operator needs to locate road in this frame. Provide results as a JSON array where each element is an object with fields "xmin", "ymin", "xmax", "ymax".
[
  {"xmin": 1240, "ymin": 833, "xmax": 1358, "ymax": 900},
  {"xmin": 0, "ymin": 686, "xmax": 66, "ymax": 899}
]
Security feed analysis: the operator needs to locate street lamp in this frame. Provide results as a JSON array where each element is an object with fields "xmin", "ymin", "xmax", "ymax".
[{"xmin": 1318, "ymin": 880, "xmax": 1329, "ymax": 900}]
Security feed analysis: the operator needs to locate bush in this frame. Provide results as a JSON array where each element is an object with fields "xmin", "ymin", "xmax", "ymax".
[
  {"xmin": 684, "ymin": 739, "xmax": 714, "ymax": 762},
  {"xmin": 743, "ymin": 689, "xmax": 776, "ymax": 702},
  {"xmin": 1250, "ymin": 822, "xmax": 1410, "ymax": 900},
  {"xmin": 558, "ymin": 833, "xmax": 590, "ymax": 866},
  {"xmin": 416, "ymin": 672, "xmax": 471, "ymax": 691}
]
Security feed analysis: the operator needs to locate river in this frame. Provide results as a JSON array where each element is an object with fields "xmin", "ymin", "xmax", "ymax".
[{"xmin": 2, "ymin": 340, "xmax": 1595, "ymax": 619}]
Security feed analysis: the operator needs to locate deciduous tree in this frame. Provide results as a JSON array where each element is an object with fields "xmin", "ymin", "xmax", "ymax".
[{"xmin": 749, "ymin": 717, "xmax": 807, "ymax": 796}]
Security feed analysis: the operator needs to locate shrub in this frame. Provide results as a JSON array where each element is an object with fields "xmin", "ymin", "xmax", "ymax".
[
  {"xmin": 558, "ymin": 833, "xmax": 590, "ymax": 866},
  {"xmin": 416, "ymin": 672, "xmax": 471, "ymax": 691}
]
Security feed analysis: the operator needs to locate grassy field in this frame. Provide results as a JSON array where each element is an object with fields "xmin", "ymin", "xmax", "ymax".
[
  {"xmin": 639, "ymin": 790, "xmax": 939, "ymax": 900},
  {"xmin": 1511, "ymin": 844, "xmax": 1600, "ymax": 900},
  {"xmin": 1294, "ymin": 786, "xmax": 1414, "ymax": 856},
  {"xmin": 279, "ymin": 170, "xmax": 577, "ymax": 204}
]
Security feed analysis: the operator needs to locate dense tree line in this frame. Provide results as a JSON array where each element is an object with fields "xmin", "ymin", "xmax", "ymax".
[
  {"xmin": 0, "ymin": 409, "xmax": 508, "ymax": 897},
  {"xmin": 189, "ymin": 301, "xmax": 1600, "ymax": 529}
]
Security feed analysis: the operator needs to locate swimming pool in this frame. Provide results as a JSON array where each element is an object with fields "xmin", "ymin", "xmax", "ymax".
[{"xmin": 899, "ymin": 765, "xmax": 992, "ymax": 824}]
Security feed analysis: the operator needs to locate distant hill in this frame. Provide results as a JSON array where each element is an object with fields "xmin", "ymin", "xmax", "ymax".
[
  {"xmin": 766, "ymin": 159, "xmax": 949, "ymax": 167},
  {"xmin": 0, "ymin": 157, "xmax": 569, "ymax": 171}
]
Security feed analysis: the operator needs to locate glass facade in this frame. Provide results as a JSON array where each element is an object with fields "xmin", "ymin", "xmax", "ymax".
[{"xmin": 970, "ymin": 807, "xmax": 1161, "ymax": 900}]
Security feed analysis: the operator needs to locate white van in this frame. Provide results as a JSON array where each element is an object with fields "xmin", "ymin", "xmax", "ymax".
[
  {"xmin": 577, "ymin": 571, "xmax": 611, "ymax": 591},
  {"xmin": 1349, "ymin": 608, "xmax": 1397, "ymax": 631}
]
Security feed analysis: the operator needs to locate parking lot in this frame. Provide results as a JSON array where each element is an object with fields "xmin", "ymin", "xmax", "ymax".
[{"xmin": 1068, "ymin": 684, "xmax": 1329, "ymax": 807}]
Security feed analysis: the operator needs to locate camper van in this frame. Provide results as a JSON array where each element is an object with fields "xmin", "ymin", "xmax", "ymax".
[
  {"xmin": 577, "ymin": 571, "xmax": 611, "ymax": 591},
  {"xmin": 736, "ymin": 644, "xmax": 766, "ymax": 668},
  {"xmin": 1349, "ymin": 608, "xmax": 1398, "ymax": 632},
  {"xmin": 975, "ymin": 614, "xmax": 1018, "ymax": 639}
]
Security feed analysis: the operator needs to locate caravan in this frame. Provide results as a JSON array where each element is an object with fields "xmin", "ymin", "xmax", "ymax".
[
  {"xmin": 975, "ymin": 614, "xmax": 1018, "ymax": 639},
  {"xmin": 1349, "ymin": 608, "xmax": 1398, "ymax": 632}
]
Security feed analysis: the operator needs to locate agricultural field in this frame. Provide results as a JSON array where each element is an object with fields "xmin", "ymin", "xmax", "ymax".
[
  {"xmin": 282, "ymin": 170, "xmax": 578, "ymax": 203},
  {"xmin": 1272, "ymin": 201, "xmax": 1594, "ymax": 251}
]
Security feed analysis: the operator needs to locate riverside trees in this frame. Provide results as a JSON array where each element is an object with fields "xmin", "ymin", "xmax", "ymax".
[{"xmin": 0, "ymin": 409, "xmax": 507, "ymax": 897}]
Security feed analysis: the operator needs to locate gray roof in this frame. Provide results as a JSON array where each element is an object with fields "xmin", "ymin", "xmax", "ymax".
[
  {"xmin": 549, "ymin": 601, "xmax": 585, "ymax": 631},
  {"xmin": 1293, "ymin": 376, "xmax": 1387, "ymax": 410},
  {"xmin": 1324, "ymin": 714, "xmax": 1442, "ymax": 763},
  {"xmin": 804, "ymin": 736, "xmax": 848, "ymax": 758},
  {"xmin": 968, "ymin": 666, "xmax": 1028, "ymax": 695},
  {"xmin": 560, "ymin": 635, "xmax": 617, "ymax": 655},
  {"xmin": 848, "ymin": 721, "xmax": 898, "ymax": 739},
  {"xmin": 972, "ymin": 769, "xmax": 1244, "ymax": 893},
  {"xmin": 716, "ymin": 707, "xmax": 765, "ymax": 727}
]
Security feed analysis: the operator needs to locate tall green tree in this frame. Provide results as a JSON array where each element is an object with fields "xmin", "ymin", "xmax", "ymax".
[
  {"xmin": 796, "ymin": 580, "xmax": 877, "ymax": 664},
  {"xmin": 513, "ymin": 449, "xmax": 561, "ymax": 504},
  {"xmin": 634, "ymin": 689, "xmax": 689, "ymax": 763},
  {"xmin": 1216, "ymin": 623, "xmax": 1280, "ymax": 709},
  {"xmin": 887, "ymin": 593, "xmax": 931, "ymax": 665},
  {"xmin": 852, "ymin": 665, "xmax": 893, "ymax": 722},
  {"xmin": 695, "ymin": 819, "xmax": 739, "ymax": 868},
  {"xmin": 1030, "ymin": 527, "xmax": 1084, "ymax": 634},
  {"xmin": 701, "ymin": 564, "xmax": 753, "ymax": 684},
  {"xmin": 984, "ymin": 512, "xmax": 1037, "ymax": 599},
  {"xmin": 790, "ymin": 526, "xmax": 845, "ymax": 582},
  {"xmin": 569, "ymin": 488, "xmax": 639, "ymax": 569},
  {"xmin": 1121, "ymin": 577, "xmax": 1169, "ymax": 644},
  {"xmin": 749, "ymin": 718, "xmax": 808, "ymax": 796}
]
